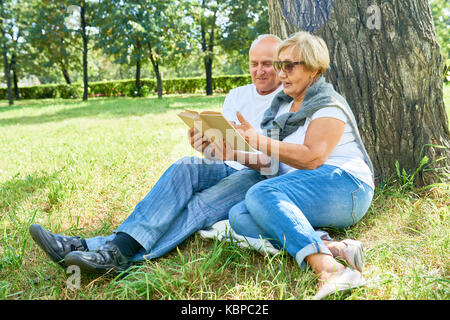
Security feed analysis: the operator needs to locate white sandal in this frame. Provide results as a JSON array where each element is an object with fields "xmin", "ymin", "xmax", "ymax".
[
  {"xmin": 313, "ymin": 267, "xmax": 366, "ymax": 300},
  {"xmin": 340, "ymin": 239, "xmax": 365, "ymax": 272}
]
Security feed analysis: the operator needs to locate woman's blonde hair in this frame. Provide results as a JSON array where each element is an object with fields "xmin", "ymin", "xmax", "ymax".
[{"xmin": 277, "ymin": 31, "xmax": 330, "ymax": 76}]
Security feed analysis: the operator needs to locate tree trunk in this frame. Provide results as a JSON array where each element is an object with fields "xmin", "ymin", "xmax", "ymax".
[
  {"xmin": 135, "ymin": 38, "xmax": 141, "ymax": 96},
  {"xmin": 204, "ymin": 57, "xmax": 213, "ymax": 96},
  {"xmin": 60, "ymin": 40, "xmax": 71, "ymax": 85},
  {"xmin": 0, "ymin": 0, "xmax": 12, "ymax": 105},
  {"xmin": 2, "ymin": 48, "xmax": 12, "ymax": 105},
  {"xmin": 148, "ymin": 41, "xmax": 162, "ymax": 99},
  {"xmin": 268, "ymin": 0, "xmax": 450, "ymax": 186},
  {"xmin": 11, "ymin": 53, "xmax": 19, "ymax": 100},
  {"xmin": 61, "ymin": 67, "xmax": 72, "ymax": 85},
  {"xmin": 80, "ymin": 1, "xmax": 88, "ymax": 101},
  {"xmin": 153, "ymin": 61, "xmax": 162, "ymax": 99},
  {"xmin": 200, "ymin": 1, "xmax": 216, "ymax": 96}
]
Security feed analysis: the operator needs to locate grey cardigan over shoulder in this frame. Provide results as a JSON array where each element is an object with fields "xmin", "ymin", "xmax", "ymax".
[{"xmin": 259, "ymin": 76, "xmax": 374, "ymax": 177}]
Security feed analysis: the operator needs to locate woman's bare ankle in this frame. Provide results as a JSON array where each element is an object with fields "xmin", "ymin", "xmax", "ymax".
[
  {"xmin": 306, "ymin": 253, "xmax": 346, "ymax": 289},
  {"xmin": 317, "ymin": 262, "xmax": 347, "ymax": 289}
]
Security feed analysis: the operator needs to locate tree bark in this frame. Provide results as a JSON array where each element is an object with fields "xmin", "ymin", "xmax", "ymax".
[
  {"xmin": 135, "ymin": 38, "xmax": 141, "ymax": 96},
  {"xmin": 200, "ymin": 1, "xmax": 216, "ymax": 96},
  {"xmin": 60, "ymin": 39, "xmax": 71, "ymax": 85},
  {"xmin": 148, "ymin": 41, "xmax": 162, "ymax": 99},
  {"xmin": 80, "ymin": 1, "xmax": 88, "ymax": 101},
  {"xmin": 268, "ymin": 0, "xmax": 450, "ymax": 186},
  {"xmin": 11, "ymin": 53, "xmax": 19, "ymax": 100},
  {"xmin": 61, "ymin": 67, "xmax": 72, "ymax": 85},
  {"xmin": 204, "ymin": 57, "xmax": 213, "ymax": 96}
]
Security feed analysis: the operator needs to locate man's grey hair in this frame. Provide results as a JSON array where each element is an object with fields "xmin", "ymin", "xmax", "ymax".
[{"xmin": 250, "ymin": 34, "xmax": 282, "ymax": 50}]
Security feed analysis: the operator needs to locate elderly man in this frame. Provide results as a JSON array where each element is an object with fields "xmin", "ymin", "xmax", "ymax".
[{"xmin": 29, "ymin": 34, "xmax": 285, "ymax": 274}]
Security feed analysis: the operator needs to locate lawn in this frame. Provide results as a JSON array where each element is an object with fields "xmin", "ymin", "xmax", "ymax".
[{"xmin": 0, "ymin": 89, "xmax": 448, "ymax": 300}]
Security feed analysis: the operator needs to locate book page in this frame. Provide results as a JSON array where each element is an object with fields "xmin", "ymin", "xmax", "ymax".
[
  {"xmin": 200, "ymin": 113, "xmax": 255, "ymax": 152},
  {"xmin": 177, "ymin": 110, "xmax": 213, "ymax": 135},
  {"xmin": 178, "ymin": 109, "xmax": 256, "ymax": 152},
  {"xmin": 177, "ymin": 110, "xmax": 199, "ymax": 128}
]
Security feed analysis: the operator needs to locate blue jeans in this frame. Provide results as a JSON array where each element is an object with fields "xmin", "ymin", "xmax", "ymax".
[
  {"xmin": 85, "ymin": 156, "xmax": 266, "ymax": 262},
  {"xmin": 228, "ymin": 165, "xmax": 374, "ymax": 269}
]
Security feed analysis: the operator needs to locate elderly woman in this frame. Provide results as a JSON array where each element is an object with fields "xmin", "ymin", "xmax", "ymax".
[{"xmin": 218, "ymin": 31, "xmax": 374, "ymax": 299}]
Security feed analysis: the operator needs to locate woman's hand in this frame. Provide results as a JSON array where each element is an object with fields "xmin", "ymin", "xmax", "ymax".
[{"xmin": 235, "ymin": 112, "xmax": 259, "ymax": 149}]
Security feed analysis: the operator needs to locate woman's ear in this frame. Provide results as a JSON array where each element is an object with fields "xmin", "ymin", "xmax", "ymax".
[{"xmin": 311, "ymin": 70, "xmax": 320, "ymax": 79}]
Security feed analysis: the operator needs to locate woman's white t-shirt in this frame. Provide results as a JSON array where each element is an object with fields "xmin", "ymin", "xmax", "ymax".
[{"xmin": 276, "ymin": 102, "xmax": 374, "ymax": 189}]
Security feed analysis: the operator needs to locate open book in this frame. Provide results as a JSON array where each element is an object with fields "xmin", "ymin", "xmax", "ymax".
[{"xmin": 178, "ymin": 109, "xmax": 256, "ymax": 152}]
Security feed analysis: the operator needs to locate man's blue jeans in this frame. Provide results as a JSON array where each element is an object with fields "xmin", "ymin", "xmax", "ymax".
[
  {"xmin": 229, "ymin": 165, "xmax": 374, "ymax": 269},
  {"xmin": 85, "ymin": 156, "xmax": 266, "ymax": 262}
]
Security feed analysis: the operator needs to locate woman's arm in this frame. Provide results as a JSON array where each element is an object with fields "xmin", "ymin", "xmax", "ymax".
[{"xmin": 236, "ymin": 112, "xmax": 345, "ymax": 170}]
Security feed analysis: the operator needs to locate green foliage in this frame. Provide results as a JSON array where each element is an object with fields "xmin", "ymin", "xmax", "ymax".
[
  {"xmin": 0, "ymin": 75, "xmax": 252, "ymax": 99},
  {"xmin": 430, "ymin": 0, "xmax": 450, "ymax": 60},
  {"xmin": 220, "ymin": 0, "xmax": 270, "ymax": 71},
  {"xmin": 394, "ymin": 157, "xmax": 429, "ymax": 193},
  {"xmin": 24, "ymin": 0, "xmax": 82, "ymax": 84},
  {"xmin": 394, "ymin": 144, "xmax": 448, "ymax": 193},
  {"xmin": 0, "ymin": 83, "xmax": 81, "ymax": 99}
]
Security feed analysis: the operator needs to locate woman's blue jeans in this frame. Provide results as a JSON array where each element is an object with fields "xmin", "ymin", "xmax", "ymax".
[{"xmin": 228, "ymin": 164, "xmax": 374, "ymax": 269}]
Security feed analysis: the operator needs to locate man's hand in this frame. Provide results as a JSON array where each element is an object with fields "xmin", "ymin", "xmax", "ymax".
[
  {"xmin": 207, "ymin": 138, "xmax": 235, "ymax": 161},
  {"xmin": 188, "ymin": 127, "xmax": 210, "ymax": 153}
]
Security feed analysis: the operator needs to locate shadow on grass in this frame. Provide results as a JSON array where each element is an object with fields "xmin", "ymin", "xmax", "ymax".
[
  {"xmin": 0, "ymin": 171, "xmax": 62, "ymax": 217},
  {"xmin": 0, "ymin": 95, "xmax": 225, "ymax": 127},
  {"xmin": 0, "ymin": 98, "xmax": 82, "ymax": 113}
]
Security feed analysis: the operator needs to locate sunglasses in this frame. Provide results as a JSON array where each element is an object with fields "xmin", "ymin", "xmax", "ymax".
[{"xmin": 273, "ymin": 60, "xmax": 306, "ymax": 73}]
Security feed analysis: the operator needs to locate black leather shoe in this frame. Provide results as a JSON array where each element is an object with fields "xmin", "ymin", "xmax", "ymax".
[
  {"xmin": 64, "ymin": 242, "xmax": 131, "ymax": 274},
  {"xmin": 29, "ymin": 224, "xmax": 87, "ymax": 266}
]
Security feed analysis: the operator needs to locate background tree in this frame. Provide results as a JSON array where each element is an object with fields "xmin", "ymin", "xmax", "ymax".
[
  {"xmin": 221, "ymin": 0, "xmax": 270, "ymax": 72},
  {"xmin": 5, "ymin": 0, "xmax": 27, "ymax": 99},
  {"xmin": 79, "ymin": 0, "xmax": 89, "ymax": 101},
  {"xmin": 96, "ymin": 0, "xmax": 188, "ymax": 98},
  {"xmin": 0, "ymin": 0, "xmax": 13, "ymax": 105},
  {"xmin": 26, "ymin": 0, "xmax": 81, "ymax": 85},
  {"xmin": 430, "ymin": 0, "xmax": 449, "ymax": 59},
  {"xmin": 95, "ymin": 0, "xmax": 145, "ymax": 96},
  {"xmin": 130, "ymin": 0, "xmax": 188, "ymax": 98},
  {"xmin": 64, "ymin": 0, "xmax": 95, "ymax": 100},
  {"xmin": 188, "ymin": 0, "xmax": 267, "ymax": 95},
  {"xmin": 430, "ymin": 0, "xmax": 449, "ymax": 81},
  {"xmin": 189, "ymin": 0, "xmax": 223, "ymax": 96},
  {"xmin": 267, "ymin": 0, "xmax": 449, "ymax": 185}
]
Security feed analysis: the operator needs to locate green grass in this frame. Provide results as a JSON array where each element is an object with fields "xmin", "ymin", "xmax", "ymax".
[{"xmin": 0, "ymin": 92, "xmax": 449, "ymax": 300}]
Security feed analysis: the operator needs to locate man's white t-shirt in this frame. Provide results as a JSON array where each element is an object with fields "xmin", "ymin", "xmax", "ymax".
[
  {"xmin": 275, "ymin": 102, "xmax": 375, "ymax": 189},
  {"xmin": 222, "ymin": 84, "xmax": 283, "ymax": 171}
]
